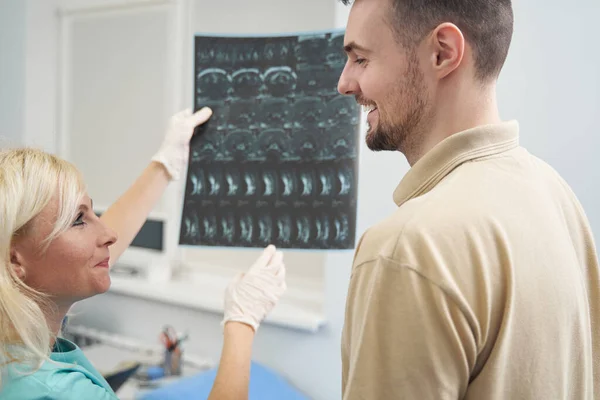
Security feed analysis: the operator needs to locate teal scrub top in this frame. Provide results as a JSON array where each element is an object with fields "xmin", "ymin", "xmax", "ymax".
[{"xmin": 0, "ymin": 338, "xmax": 118, "ymax": 400}]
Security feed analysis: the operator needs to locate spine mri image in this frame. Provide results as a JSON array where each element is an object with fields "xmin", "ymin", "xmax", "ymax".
[{"xmin": 179, "ymin": 30, "xmax": 361, "ymax": 249}]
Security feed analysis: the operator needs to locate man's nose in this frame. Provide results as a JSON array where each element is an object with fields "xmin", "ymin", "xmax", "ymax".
[{"xmin": 337, "ymin": 63, "xmax": 359, "ymax": 95}]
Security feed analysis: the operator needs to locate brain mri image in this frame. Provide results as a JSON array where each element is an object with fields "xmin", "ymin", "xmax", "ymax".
[
  {"xmin": 263, "ymin": 41, "xmax": 293, "ymax": 64},
  {"xmin": 231, "ymin": 68, "xmax": 263, "ymax": 98},
  {"xmin": 259, "ymin": 97, "xmax": 290, "ymax": 128},
  {"xmin": 296, "ymin": 66, "xmax": 327, "ymax": 96},
  {"xmin": 224, "ymin": 129, "xmax": 255, "ymax": 160},
  {"xmin": 197, "ymin": 68, "xmax": 231, "ymax": 99},
  {"xmin": 327, "ymin": 33, "xmax": 345, "ymax": 67},
  {"xmin": 330, "ymin": 131, "xmax": 354, "ymax": 158},
  {"xmin": 325, "ymin": 96, "xmax": 361, "ymax": 127},
  {"xmin": 181, "ymin": 32, "xmax": 360, "ymax": 249},
  {"xmin": 264, "ymin": 66, "xmax": 297, "ymax": 97},
  {"xmin": 192, "ymin": 133, "xmax": 221, "ymax": 161},
  {"xmin": 292, "ymin": 96, "xmax": 325, "ymax": 129},
  {"xmin": 295, "ymin": 36, "xmax": 328, "ymax": 65},
  {"xmin": 258, "ymin": 129, "xmax": 290, "ymax": 161},
  {"xmin": 228, "ymin": 99, "xmax": 257, "ymax": 129},
  {"xmin": 293, "ymin": 130, "xmax": 319, "ymax": 160}
]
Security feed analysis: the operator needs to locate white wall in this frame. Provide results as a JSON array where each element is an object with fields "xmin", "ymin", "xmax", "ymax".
[
  {"xmin": 0, "ymin": 0, "xmax": 26, "ymax": 146},
  {"xmin": 14, "ymin": 1, "xmax": 600, "ymax": 399},
  {"xmin": 497, "ymin": 0, "xmax": 600, "ymax": 241}
]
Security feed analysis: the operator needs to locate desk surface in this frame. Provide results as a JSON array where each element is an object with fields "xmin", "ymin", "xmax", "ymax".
[{"xmin": 83, "ymin": 344, "xmax": 209, "ymax": 400}]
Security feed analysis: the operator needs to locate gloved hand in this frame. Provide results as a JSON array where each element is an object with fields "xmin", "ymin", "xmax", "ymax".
[
  {"xmin": 151, "ymin": 107, "xmax": 212, "ymax": 181},
  {"xmin": 222, "ymin": 245, "xmax": 287, "ymax": 332}
]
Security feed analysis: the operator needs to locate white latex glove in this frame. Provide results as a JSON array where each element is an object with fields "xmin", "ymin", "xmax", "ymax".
[
  {"xmin": 222, "ymin": 245, "xmax": 287, "ymax": 332},
  {"xmin": 151, "ymin": 107, "xmax": 213, "ymax": 181}
]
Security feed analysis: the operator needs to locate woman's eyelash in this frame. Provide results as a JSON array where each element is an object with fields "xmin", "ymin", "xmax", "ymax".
[{"xmin": 73, "ymin": 212, "xmax": 85, "ymax": 226}]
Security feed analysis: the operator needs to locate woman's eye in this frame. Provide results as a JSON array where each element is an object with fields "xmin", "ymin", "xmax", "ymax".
[
  {"xmin": 73, "ymin": 212, "xmax": 85, "ymax": 226},
  {"xmin": 355, "ymin": 58, "xmax": 366, "ymax": 65}
]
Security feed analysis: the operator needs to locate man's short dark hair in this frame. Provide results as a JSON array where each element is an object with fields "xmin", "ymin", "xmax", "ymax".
[{"xmin": 341, "ymin": 0, "xmax": 514, "ymax": 82}]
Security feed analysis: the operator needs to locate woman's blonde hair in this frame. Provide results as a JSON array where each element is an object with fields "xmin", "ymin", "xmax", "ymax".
[{"xmin": 0, "ymin": 148, "xmax": 86, "ymax": 386}]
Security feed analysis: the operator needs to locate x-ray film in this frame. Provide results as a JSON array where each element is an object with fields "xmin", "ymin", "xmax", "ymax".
[{"xmin": 179, "ymin": 30, "xmax": 361, "ymax": 249}]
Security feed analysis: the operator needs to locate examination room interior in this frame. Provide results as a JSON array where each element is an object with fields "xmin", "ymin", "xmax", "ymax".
[{"xmin": 1, "ymin": 0, "xmax": 599, "ymax": 399}]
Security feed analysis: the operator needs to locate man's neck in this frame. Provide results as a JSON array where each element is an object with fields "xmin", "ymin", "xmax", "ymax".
[{"xmin": 404, "ymin": 85, "xmax": 501, "ymax": 166}]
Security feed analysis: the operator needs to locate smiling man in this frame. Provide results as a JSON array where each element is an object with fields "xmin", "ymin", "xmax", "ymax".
[{"xmin": 337, "ymin": 0, "xmax": 600, "ymax": 399}]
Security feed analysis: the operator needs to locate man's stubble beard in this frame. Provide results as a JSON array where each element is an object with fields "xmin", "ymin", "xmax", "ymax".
[{"xmin": 364, "ymin": 54, "xmax": 430, "ymax": 154}]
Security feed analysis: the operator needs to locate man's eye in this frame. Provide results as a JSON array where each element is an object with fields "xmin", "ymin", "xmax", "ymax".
[{"xmin": 355, "ymin": 58, "xmax": 366, "ymax": 65}]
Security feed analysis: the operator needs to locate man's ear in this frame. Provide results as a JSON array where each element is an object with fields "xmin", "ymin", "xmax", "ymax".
[
  {"xmin": 429, "ymin": 22, "xmax": 465, "ymax": 80},
  {"xmin": 10, "ymin": 247, "xmax": 26, "ymax": 280}
]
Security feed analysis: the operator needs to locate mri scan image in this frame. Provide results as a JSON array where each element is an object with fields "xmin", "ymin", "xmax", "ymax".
[
  {"xmin": 225, "ymin": 168, "xmax": 242, "ymax": 197},
  {"xmin": 189, "ymin": 169, "xmax": 207, "ymax": 196},
  {"xmin": 223, "ymin": 129, "xmax": 255, "ymax": 160},
  {"xmin": 299, "ymin": 169, "xmax": 315, "ymax": 198},
  {"xmin": 231, "ymin": 68, "xmax": 263, "ymax": 98},
  {"xmin": 293, "ymin": 131, "xmax": 319, "ymax": 160},
  {"xmin": 263, "ymin": 41, "xmax": 293, "ymax": 64},
  {"xmin": 279, "ymin": 169, "xmax": 299, "ymax": 198},
  {"xmin": 264, "ymin": 66, "xmax": 297, "ymax": 97},
  {"xmin": 295, "ymin": 214, "xmax": 312, "ymax": 245},
  {"xmin": 197, "ymin": 68, "xmax": 231, "ymax": 100},
  {"xmin": 257, "ymin": 213, "xmax": 274, "ymax": 244},
  {"xmin": 260, "ymin": 169, "xmax": 279, "ymax": 198},
  {"xmin": 296, "ymin": 66, "xmax": 327, "ymax": 96},
  {"xmin": 318, "ymin": 167, "xmax": 335, "ymax": 197},
  {"xmin": 182, "ymin": 212, "xmax": 200, "ymax": 240},
  {"xmin": 220, "ymin": 211, "xmax": 237, "ymax": 245},
  {"xmin": 259, "ymin": 97, "xmax": 290, "ymax": 128},
  {"xmin": 333, "ymin": 213, "xmax": 350, "ymax": 246},
  {"xmin": 292, "ymin": 96, "xmax": 325, "ymax": 129},
  {"xmin": 228, "ymin": 100, "xmax": 257, "ymax": 129},
  {"xmin": 242, "ymin": 169, "xmax": 259, "ymax": 198},
  {"xmin": 314, "ymin": 214, "xmax": 331, "ymax": 246},
  {"xmin": 276, "ymin": 213, "xmax": 293, "ymax": 245},
  {"xmin": 325, "ymin": 96, "xmax": 361, "ymax": 127},
  {"xmin": 180, "ymin": 32, "xmax": 360, "ymax": 249},
  {"xmin": 327, "ymin": 33, "xmax": 345, "ymax": 67},
  {"xmin": 258, "ymin": 128, "xmax": 290, "ymax": 161},
  {"xmin": 295, "ymin": 35, "xmax": 328, "ymax": 66},
  {"xmin": 238, "ymin": 213, "xmax": 254, "ymax": 244}
]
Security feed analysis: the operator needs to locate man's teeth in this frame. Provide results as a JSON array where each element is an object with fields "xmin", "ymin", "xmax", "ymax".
[{"xmin": 362, "ymin": 105, "xmax": 377, "ymax": 113}]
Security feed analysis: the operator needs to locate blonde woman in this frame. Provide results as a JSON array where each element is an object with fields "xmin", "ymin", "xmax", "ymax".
[{"xmin": 0, "ymin": 108, "xmax": 286, "ymax": 400}]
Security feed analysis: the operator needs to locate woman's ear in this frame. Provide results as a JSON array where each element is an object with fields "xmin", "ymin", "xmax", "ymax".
[{"xmin": 10, "ymin": 248, "xmax": 26, "ymax": 279}]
